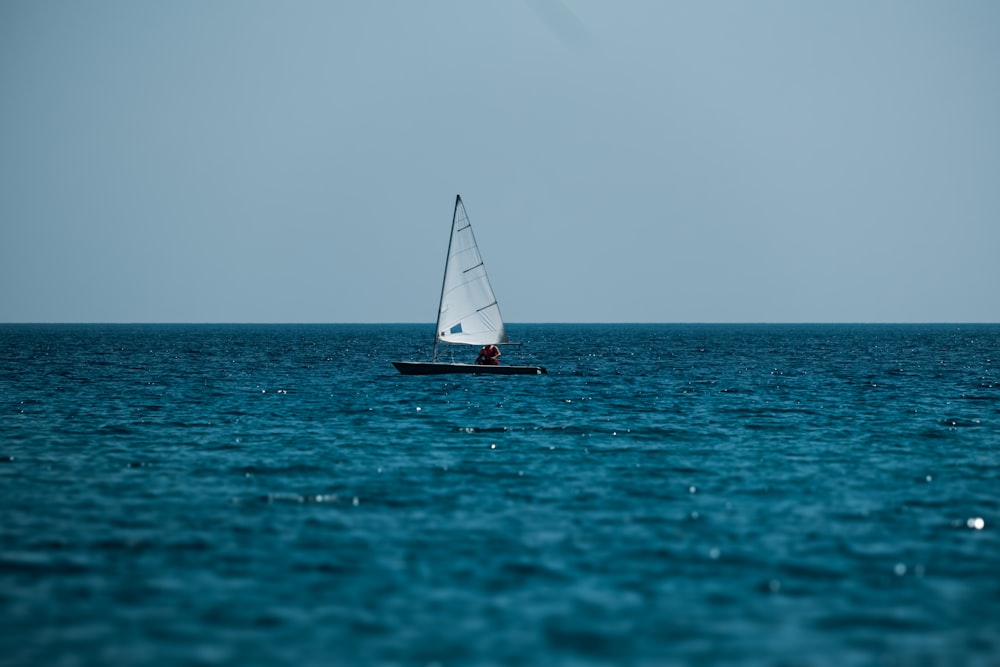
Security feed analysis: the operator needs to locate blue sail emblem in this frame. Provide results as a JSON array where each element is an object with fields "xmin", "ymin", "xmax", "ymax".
[{"xmin": 449, "ymin": 322, "xmax": 463, "ymax": 335}]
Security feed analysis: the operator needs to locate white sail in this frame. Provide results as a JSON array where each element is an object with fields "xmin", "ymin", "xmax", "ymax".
[{"xmin": 435, "ymin": 195, "xmax": 509, "ymax": 349}]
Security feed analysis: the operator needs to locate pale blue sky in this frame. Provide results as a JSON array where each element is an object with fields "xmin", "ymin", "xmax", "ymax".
[{"xmin": 2, "ymin": 1, "xmax": 998, "ymax": 323}]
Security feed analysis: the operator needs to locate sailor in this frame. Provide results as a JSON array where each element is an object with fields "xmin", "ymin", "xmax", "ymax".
[{"xmin": 476, "ymin": 344, "xmax": 501, "ymax": 365}]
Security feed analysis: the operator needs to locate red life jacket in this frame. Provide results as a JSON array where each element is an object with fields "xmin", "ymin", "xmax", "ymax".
[{"xmin": 477, "ymin": 345, "xmax": 499, "ymax": 365}]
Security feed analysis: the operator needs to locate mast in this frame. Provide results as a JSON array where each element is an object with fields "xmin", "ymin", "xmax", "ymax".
[{"xmin": 432, "ymin": 194, "xmax": 462, "ymax": 363}]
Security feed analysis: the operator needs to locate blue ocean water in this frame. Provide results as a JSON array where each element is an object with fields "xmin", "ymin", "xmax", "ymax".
[{"xmin": 1, "ymin": 323, "xmax": 998, "ymax": 667}]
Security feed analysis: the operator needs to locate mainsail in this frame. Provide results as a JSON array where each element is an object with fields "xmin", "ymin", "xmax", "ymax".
[{"xmin": 433, "ymin": 195, "xmax": 509, "ymax": 360}]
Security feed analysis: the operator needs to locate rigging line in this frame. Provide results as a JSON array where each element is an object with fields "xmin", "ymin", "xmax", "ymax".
[{"xmin": 434, "ymin": 194, "xmax": 463, "ymax": 363}]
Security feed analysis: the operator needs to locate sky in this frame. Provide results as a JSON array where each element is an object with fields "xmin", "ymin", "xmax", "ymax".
[{"xmin": 1, "ymin": 0, "xmax": 998, "ymax": 323}]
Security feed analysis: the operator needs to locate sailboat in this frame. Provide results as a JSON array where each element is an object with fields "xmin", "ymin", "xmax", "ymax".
[{"xmin": 392, "ymin": 195, "xmax": 547, "ymax": 375}]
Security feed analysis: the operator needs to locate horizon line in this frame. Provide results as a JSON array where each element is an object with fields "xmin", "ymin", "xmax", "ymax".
[{"xmin": 2, "ymin": 321, "xmax": 998, "ymax": 326}]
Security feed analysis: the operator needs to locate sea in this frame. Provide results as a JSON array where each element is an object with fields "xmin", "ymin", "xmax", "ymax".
[{"xmin": 1, "ymin": 323, "xmax": 998, "ymax": 667}]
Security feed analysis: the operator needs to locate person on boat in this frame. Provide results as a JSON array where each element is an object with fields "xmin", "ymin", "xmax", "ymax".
[{"xmin": 476, "ymin": 344, "xmax": 501, "ymax": 365}]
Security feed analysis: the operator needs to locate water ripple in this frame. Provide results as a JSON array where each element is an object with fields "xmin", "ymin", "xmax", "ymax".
[{"xmin": 1, "ymin": 323, "xmax": 998, "ymax": 666}]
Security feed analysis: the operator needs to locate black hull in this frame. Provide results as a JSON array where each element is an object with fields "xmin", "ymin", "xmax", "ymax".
[{"xmin": 393, "ymin": 361, "xmax": 547, "ymax": 376}]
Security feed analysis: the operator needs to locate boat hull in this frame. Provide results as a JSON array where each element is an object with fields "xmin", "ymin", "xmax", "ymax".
[{"xmin": 392, "ymin": 361, "xmax": 547, "ymax": 376}]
